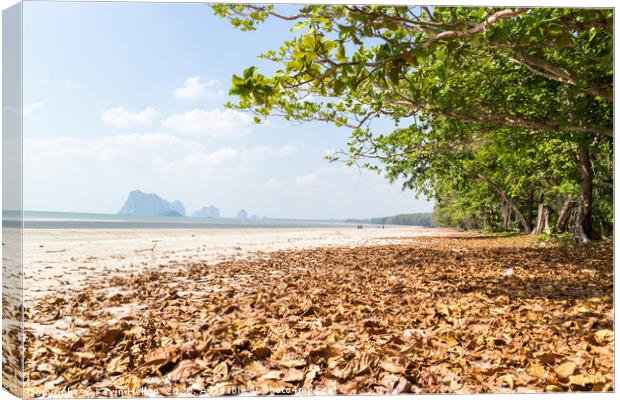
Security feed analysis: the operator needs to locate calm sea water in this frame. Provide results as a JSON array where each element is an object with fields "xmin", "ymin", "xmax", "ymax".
[{"xmin": 19, "ymin": 210, "xmax": 354, "ymax": 229}]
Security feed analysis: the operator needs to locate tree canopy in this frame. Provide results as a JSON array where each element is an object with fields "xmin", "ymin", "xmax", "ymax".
[
  {"xmin": 213, "ymin": 5, "xmax": 613, "ymax": 242},
  {"xmin": 346, "ymin": 213, "xmax": 434, "ymax": 227}
]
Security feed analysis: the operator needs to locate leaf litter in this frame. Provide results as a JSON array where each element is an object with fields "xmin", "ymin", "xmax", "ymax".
[{"xmin": 23, "ymin": 235, "xmax": 613, "ymax": 396}]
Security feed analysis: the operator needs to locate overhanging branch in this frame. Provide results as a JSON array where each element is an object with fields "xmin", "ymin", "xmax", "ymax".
[{"xmin": 423, "ymin": 8, "xmax": 530, "ymax": 49}]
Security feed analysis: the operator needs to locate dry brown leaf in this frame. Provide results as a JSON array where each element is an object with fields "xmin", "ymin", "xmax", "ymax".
[
  {"xmin": 338, "ymin": 380, "xmax": 358, "ymax": 394},
  {"xmin": 245, "ymin": 361, "xmax": 270, "ymax": 378},
  {"xmin": 546, "ymin": 384, "xmax": 564, "ymax": 392},
  {"xmin": 259, "ymin": 370, "xmax": 285, "ymax": 380},
  {"xmin": 107, "ymin": 355, "xmax": 128, "ymax": 374},
  {"xmin": 45, "ymin": 345, "xmax": 69, "ymax": 356},
  {"xmin": 97, "ymin": 328, "xmax": 125, "ymax": 346},
  {"xmin": 304, "ymin": 364, "xmax": 320, "ymax": 387},
  {"xmin": 282, "ymin": 368, "xmax": 305, "ymax": 382},
  {"xmin": 251, "ymin": 345, "xmax": 271, "ymax": 358},
  {"xmin": 569, "ymin": 374, "xmax": 607, "ymax": 388},
  {"xmin": 114, "ymin": 374, "xmax": 141, "ymax": 391},
  {"xmin": 277, "ymin": 359, "xmax": 307, "ymax": 368},
  {"xmin": 73, "ymin": 351, "xmax": 96, "ymax": 360},
  {"xmin": 355, "ymin": 353, "xmax": 376, "ymax": 375},
  {"xmin": 527, "ymin": 363, "xmax": 547, "ymax": 379},
  {"xmin": 21, "ymin": 236, "xmax": 613, "ymax": 396},
  {"xmin": 330, "ymin": 363, "xmax": 354, "ymax": 379},
  {"xmin": 379, "ymin": 359, "xmax": 405, "ymax": 374},
  {"xmin": 35, "ymin": 363, "xmax": 55, "ymax": 374},
  {"xmin": 537, "ymin": 352, "xmax": 564, "ymax": 365},
  {"xmin": 168, "ymin": 360, "xmax": 202, "ymax": 381},
  {"xmin": 309, "ymin": 344, "xmax": 342, "ymax": 360},
  {"xmin": 498, "ymin": 374, "xmax": 515, "ymax": 389},
  {"xmin": 587, "ymin": 329, "xmax": 614, "ymax": 346},
  {"xmin": 213, "ymin": 361, "xmax": 229, "ymax": 381},
  {"xmin": 555, "ymin": 361, "xmax": 577, "ymax": 379}
]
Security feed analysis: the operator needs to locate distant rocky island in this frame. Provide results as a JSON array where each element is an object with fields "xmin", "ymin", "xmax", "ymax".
[
  {"xmin": 192, "ymin": 205, "xmax": 220, "ymax": 218},
  {"xmin": 118, "ymin": 190, "xmax": 251, "ymax": 219},
  {"xmin": 170, "ymin": 200, "xmax": 186, "ymax": 216},
  {"xmin": 118, "ymin": 190, "xmax": 186, "ymax": 217}
]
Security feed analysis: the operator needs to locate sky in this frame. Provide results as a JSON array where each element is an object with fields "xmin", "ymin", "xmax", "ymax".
[{"xmin": 22, "ymin": 1, "xmax": 433, "ymax": 220}]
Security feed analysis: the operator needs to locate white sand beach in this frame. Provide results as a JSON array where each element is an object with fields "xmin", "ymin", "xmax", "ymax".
[{"xmin": 23, "ymin": 226, "xmax": 452, "ymax": 303}]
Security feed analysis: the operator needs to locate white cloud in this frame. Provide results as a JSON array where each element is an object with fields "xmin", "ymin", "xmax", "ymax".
[
  {"xmin": 165, "ymin": 147, "xmax": 239, "ymax": 172},
  {"xmin": 161, "ymin": 108, "xmax": 254, "ymax": 136},
  {"xmin": 24, "ymin": 133, "xmax": 199, "ymax": 168},
  {"xmin": 95, "ymin": 133, "xmax": 196, "ymax": 161},
  {"xmin": 174, "ymin": 76, "xmax": 220, "ymax": 99},
  {"xmin": 25, "ymin": 136, "xmax": 91, "ymax": 167},
  {"xmin": 295, "ymin": 173, "xmax": 317, "ymax": 187},
  {"xmin": 101, "ymin": 106, "xmax": 157, "ymax": 129},
  {"xmin": 26, "ymin": 134, "xmax": 296, "ymax": 175},
  {"xmin": 278, "ymin": 144, "xmax": 300, "ymax": 156},
  {"xmin": 265, "ymin": 178, "xmax": 287, "ymax": 189},
  {"xmin": 244, "ymin": 144, "xmax": 300, "ymax": 160},
  {"xmin": 24, "ymin": 101, "xmax": 45, "ymax": 116},
  {"xmin": 164, "ymin": 144, "xmax": 297, "ymax": 175}
]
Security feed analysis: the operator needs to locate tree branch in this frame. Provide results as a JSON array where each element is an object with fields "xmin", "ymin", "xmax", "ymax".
[
  {"xmin": 423, "ymin": 8, "xmax": 530, "ymax": 49},
  {"xmin": 510, "ymin": 50, "xmax": 612, "ymax": 102},
  {"xmin": 476, "ymin": 173, "xmax": 531, "ymax": 232},
  {"xmin": 389, "ymin": 92, "xmax": 613, "ymax": 138}
]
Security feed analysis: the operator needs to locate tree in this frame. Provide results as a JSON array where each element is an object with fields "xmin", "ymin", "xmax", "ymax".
[{"xmin": 214, "ymin": 5, "xmax": 613, "ymax": 241}]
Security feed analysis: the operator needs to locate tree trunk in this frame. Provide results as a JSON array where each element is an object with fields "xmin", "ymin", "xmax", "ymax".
[
  {"xmin": 506, "ymin": 207, "xmax": 512, "ymax": 231},
  {"xmin": 574, "ymin": 145, "xmax": 597, "ymax": 243},
  {"xmin": 501, "ymin": 204, "xmax": 512, "ymax": 231},
  {"xmin": 531, "ymin": 202, "xmax": 550, "ymax": 234},
  {"xmin": 526, "ymin": 187, "xmax": 535, "ymax": 228},
  {"xmin": 555, "ymin": 196, "xmax": 572, "ymax": 232},
  {"xmin": 476, "ymin": 174, "xmax": 531, "ymax": 233},
  {"xmin": 574, "ymin": 209, "xmax": 589, "ymax": 244}
]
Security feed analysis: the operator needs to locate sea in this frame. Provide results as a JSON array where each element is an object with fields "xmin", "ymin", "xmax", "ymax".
[{"xmin": 15, "ymin": 210, "xmax": 355, "ymax": 229}]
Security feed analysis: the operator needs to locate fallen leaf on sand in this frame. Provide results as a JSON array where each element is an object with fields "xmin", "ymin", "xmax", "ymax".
[
  {"xmin": 379, "ymin": 359, "xmax": 405, "ymax": 374},
  {"xmin": 278, "ymin": 359, "xmax": 307, "ymax": 368},
  {"xmin": 107, "ymin": 355, "xmax": 129, "ymax": 374},
  {"xmin": 21, "ymin": 236, "xmax": 613, "ymax": 395},
  {"xmin": 527, "ymin": 363, "xmax": 547, "ymax": 379},
  {"xmin": 586, "ymin": 329, "xmax": 614, "ymax": 346},
  {"xmin": 168, "ymin": 360, "xmax": 202, "ymax": 381},
  {"xmin": 251, "ymin": 345, "xmax": 271, "ymax": 359},
  {"xmin": 114, "ymin": 374, "xmax": 141, "ymax": 391},
  {"xmin": 569, "ymin": 374, "xmax": 607, "ymax": 388},
  {"xmin": 309, "ymin": 344, "xmax": 342, "ymax": 360},
  {"xmin": 555, "ymin": 361, "xmax": 577, "ymax": 379},
  {"xmin": 282, "ymin": 369, "xmax": 305, "ymax": 382},
  {"xmin": 213, "ymin": 361, "xmax": 229, "ymax": 381}
]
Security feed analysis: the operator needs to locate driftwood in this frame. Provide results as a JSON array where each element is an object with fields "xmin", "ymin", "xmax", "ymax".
[{"xmin": 136, "ymin": 243, "xmax": 157, "ymax": 253}]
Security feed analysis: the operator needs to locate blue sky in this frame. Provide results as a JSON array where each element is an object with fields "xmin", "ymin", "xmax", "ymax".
[{"xmin": 22, "ymin": 1, "xmax": 433, "ymax": 219}]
